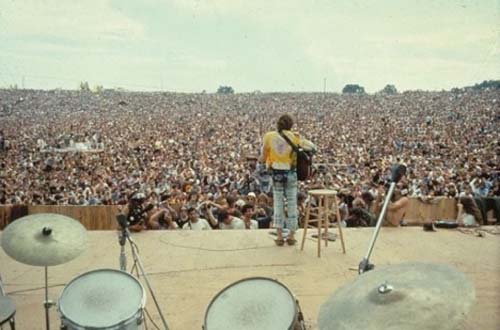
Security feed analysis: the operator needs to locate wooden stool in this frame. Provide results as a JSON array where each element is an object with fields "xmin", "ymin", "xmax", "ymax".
[{"xmin": 300, "ymin": 189, "xmax": 346, "ymax": 257}]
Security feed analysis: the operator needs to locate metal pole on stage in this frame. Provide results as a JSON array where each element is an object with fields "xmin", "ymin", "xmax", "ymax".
[
  {"xmin": 128, "ymin": 236, "xmax": 170, "ymax": 330},
  {"xmin": 358, "ymin": 182, "xmax": 396, "ymax": 274},
  {"xmin": 43, "ymin": 266, "xmax": 55, "ymax": 330},
  {"xmin": 116, "ymin": 214, "xmax": 170, "ymax": 330},
  {"xmin": 358, "ymin": 164, "xmax": 406, "ymax": 274}
]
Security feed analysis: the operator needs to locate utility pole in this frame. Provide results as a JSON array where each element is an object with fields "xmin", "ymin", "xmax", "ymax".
[
  {"xmin": 22, "ymin": 76, "xmax": 25, "ymax": 89},
  {"xmin": 323, "ymin": 78, "xmax": 326, "ymax": 94}
]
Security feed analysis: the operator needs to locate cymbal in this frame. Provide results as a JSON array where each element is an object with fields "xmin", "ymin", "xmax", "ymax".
[
  {"xmin": 318, "ymin": 262, "xmax": 475, "ymax": 330},
  {"xmin": 1, "ymin": 213, "xmax": 87, "ymax": 267}
]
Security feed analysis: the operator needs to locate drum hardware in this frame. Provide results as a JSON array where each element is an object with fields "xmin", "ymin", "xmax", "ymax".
[
  {"xmin": 43, "ymin": 266, "xmax": 55, "ymax": 330},
  {"xmin": 1, "ymin": 213, "xmax": 87, "ymax": 330},
  {"xmin": 116, "ymin": 214, "xmax": 170, "ymax": 330},
  {"xmin": 358, "ymin": 164, "xmax": 406, "ymax": 274},
  {"xmin": 318, "ymin": 262, "xmax": 475, "ymax": 330},
  {"xmin": 0, "ymin": 273, "xmax": 17, "ymax": 330}
]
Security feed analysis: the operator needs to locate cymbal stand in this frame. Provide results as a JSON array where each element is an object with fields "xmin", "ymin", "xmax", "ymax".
[
  {"xmin": 117, "ymin": 222, "xmax": 170, "ymax": 330},
  {"xmin": 43, "ymin": 266, "xmax": 55, "ymax": 330}
]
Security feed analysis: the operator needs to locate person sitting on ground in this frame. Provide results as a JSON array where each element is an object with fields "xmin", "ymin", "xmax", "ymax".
[{"xmin": 456, "ymin": 196, "xmax": 482, "ymax": 227}]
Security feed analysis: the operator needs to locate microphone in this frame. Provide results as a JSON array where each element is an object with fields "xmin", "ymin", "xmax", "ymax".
[{"xmin": 390, "ymin": 164, "xmax": 407, "ymax": 183}]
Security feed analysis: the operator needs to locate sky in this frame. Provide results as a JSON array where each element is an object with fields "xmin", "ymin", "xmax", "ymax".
[{"xmin": 0, "ymin": 0, "xmax": 498, "ymax": 93}]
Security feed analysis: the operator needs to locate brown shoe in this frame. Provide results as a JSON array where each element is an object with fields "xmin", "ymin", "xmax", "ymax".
[
  {"xmin": 286, "ymin": 238, "xmax": 297, "ymax": 246},
  {"xmin": 274, "ymin": 238, "xmax": 285, "ymax": 246}
]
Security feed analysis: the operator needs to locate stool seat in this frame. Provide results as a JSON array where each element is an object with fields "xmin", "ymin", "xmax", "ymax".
[
  {"xmin": 0, "ymin": 295, "xmax": 15, "ymax": 323},
  {"xmin": 308, "ymin": 189, "xmax": 338, "ymax": 196}
]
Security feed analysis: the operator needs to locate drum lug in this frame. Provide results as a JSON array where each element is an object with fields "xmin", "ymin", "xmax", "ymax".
[
  {"xmin": 295, "ymin": 299, "xmax": 306, "ymax": 330},
  {"xmin": 137, "ymin": 310, "xmax": 144, "ymax": 325}
]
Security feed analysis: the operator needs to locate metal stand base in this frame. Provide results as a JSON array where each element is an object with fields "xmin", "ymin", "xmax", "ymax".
[{"xmin": 118, "ymin": 227, "xmax": 170, "ymax": 330}]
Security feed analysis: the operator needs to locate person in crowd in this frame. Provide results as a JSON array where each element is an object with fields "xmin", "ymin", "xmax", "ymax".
[
  {"xmin": 255, "ymin": 193, "xmax": 273, "ymax": 228},
  {"xmin": 182, "ymin": 206, "xmax": 212, "ymax": 230},
  {"xmin": 175, "ymin": 205, "xmax": 189, "ymax": 229},
  {"xmin": 123, "ymin": 192, "xmax": 155, "ymax": 232},
  {"xmin": 456, "ymin": 196, "xmax": 482, "ymax": 227},
  {"xmin": 246, "ymin": 192, "xmax": 257, "ymax": 206},
  {"xmin": 0, "ymin": 88, "xmax": 497, "ymax": 218},
  {"xmin": 345, "ymin": 191, "xmax": 377, "ymax": 227},
  {"xmin": 385, "ymin": 188, "xmax": 410, "ymax": 226},
  {"xmin": 241, "ymin": 204, "xmax": 259, "ymax": 229},
  {"xmin": 212, "ymin": 208, "xmax": 245, "ymax": 230},
  {"xmin": 297, "ymin": 192, "xmax": 308, "ymax": 228},
  {"xmin": 225, "ymin": 196, "xmax": 243, "ymax": 217}
]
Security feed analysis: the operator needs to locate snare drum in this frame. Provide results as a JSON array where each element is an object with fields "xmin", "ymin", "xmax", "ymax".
[
  {"xmin": 59, "ymin": 269, "xmax": 146, "ymax": 330},
  {"xmin": 204, "ymin": 277, "xmax": 304, "ymax": 330}
]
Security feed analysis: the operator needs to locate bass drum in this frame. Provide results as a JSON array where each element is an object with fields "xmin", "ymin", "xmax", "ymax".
[
  {"xmin": 204, "ymin": 277, "xmax": 305, "ymax": 330},
  {"xmin": 59, "ymin": 269, "xmax": 146, "ymax": 330}
]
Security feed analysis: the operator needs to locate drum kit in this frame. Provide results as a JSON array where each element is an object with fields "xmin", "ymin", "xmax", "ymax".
[
  {"xmin": 0, "ymin": 213, "xmax": 156, "ymax": 330},
  {"xmin": 1, "ymin": 212, "xmax": 476, "ymax": 330},
  {"xmin": 1, "ymin": 214, "xmax": 87, "ymax": 330}
]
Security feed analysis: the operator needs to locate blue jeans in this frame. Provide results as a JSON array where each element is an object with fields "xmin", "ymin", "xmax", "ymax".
[{"xmin": 272, "ymin": 171, "xmax": 298, "ymax": 232}]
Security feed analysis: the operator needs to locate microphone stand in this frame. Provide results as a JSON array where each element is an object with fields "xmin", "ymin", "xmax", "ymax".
[
  {"xmin": 117, "ymin": 218, "xmax": 170, "ymax": 330},
  {"xmin": 118, "ymin": 226, "xmax": 127, "ymax": 272},
  {"xmin": 358, "ymin": 182, "xmax": 396, "ymax": 274},
  {"xmin": 358, "ymin": 164, "xmax": 406, "ymax": 274}
]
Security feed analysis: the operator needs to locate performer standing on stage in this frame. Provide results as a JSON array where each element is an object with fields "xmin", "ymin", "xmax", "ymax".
[{"xmin": 260, "ymin": 114, "xmax": 316, "ymax": 246}]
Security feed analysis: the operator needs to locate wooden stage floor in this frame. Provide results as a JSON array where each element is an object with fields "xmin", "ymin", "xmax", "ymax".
[{"xmin": 1, "ymin": 227, "xmax": 499, "ymax": 329}]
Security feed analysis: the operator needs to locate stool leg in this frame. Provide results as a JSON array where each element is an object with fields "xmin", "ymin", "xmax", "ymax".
[
  {"xmin": 9, "ymin": 318, "xmax": 15, "ymax": 330},
  {"xmin": 324, "ymin": 197, "xmax": 330, "ymax": 248},
  {"xmin": 300, "ymin": 199, "xmax": 311, "ymax": 251},
  {"xmin": 334, "ymin": 195, "xmax": 346, "ymax": 254},
  {"xmin": 317, "ymin": 196, "xmax": 323, "ymax": 258}
]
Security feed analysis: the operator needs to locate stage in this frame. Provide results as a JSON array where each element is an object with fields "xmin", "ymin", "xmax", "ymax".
[{"xmin": 1, "ymin": 227, "xmax": 499, "ymax": 329}]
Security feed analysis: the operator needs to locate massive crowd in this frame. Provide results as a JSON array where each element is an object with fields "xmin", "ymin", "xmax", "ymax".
[{"xmin": 0, "ymin": 88, "xmax": 498, "ymax": 227}]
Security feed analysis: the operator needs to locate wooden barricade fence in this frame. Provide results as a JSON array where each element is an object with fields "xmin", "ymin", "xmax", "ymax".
[
  {"xmin": 403, "ymin": 197, "xmax": 457, "ymax": 225},
  {"xmin": 0, "ymin": 198, "xmax": 460, "ymax": 230},
  {"xmin": 27, "ymin": 205, "xmax": 121, "ymax": 230},
  {"xmin": 0, "ymin": 205, "xmax": 120, "ymax": 230}
]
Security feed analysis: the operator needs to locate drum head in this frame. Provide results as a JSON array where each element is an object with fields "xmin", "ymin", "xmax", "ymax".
[
  {"xmin": 59, "ymin": 269, "xmax": 145, "ymax": 328},
  {"xmin": 205, "ymin": 277, "xmax": 297, "ymax": 330}
]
